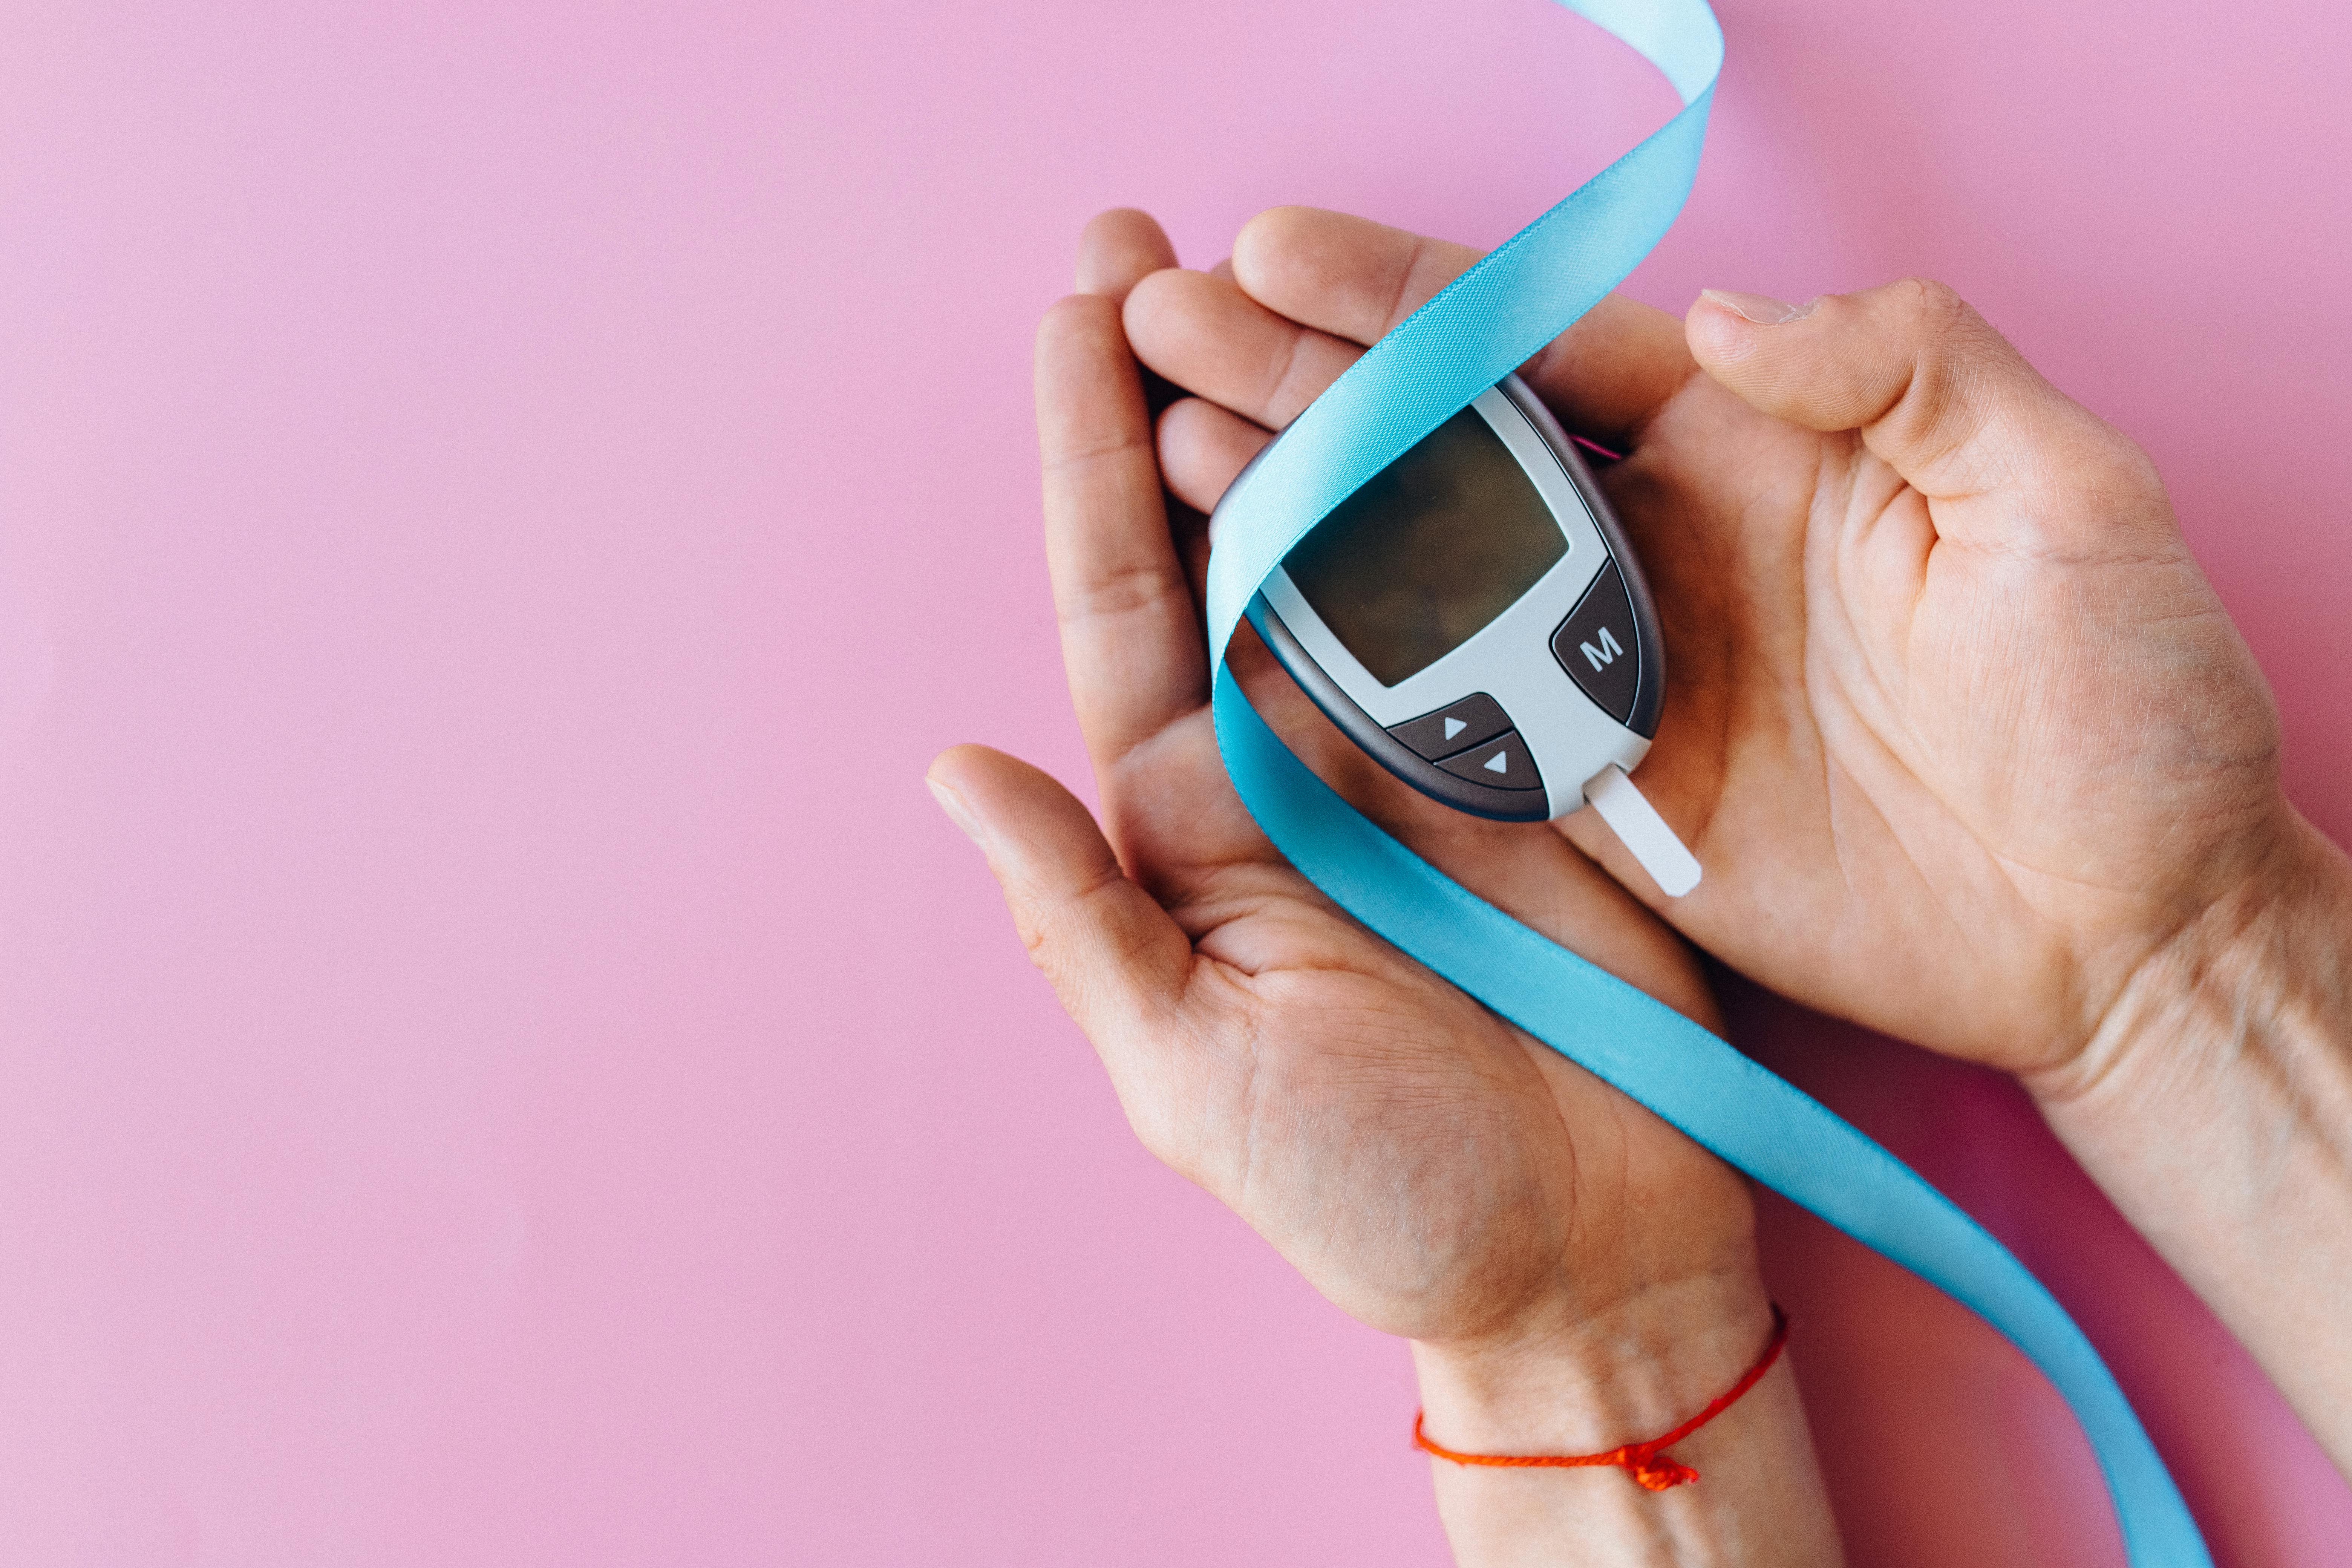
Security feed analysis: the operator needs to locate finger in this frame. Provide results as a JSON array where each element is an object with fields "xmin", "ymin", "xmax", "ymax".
[
  {"xmin": 1685, "ymin": 280, "xmax": 2154, "ymax": 522},
  {"xmin": 927, "ymin": 745, "xmax": 1209, "ymax": 1165},
  {"xmin": 1037, "ymin": 292, "xmax": 1207, "ymax": 766},
  {"xmin": 1230, "ymin": 206, "xmax": 1695, "ymax": 443},
  {"xmin": 1075, "ymin": 208, "xmax": 1178, "ymax": 303},
  {"xmin": 1157, "ymin": 396, "xmax": 1270, "ymax": 516},
  {"xmin": 1124, "ymin": 265, "xmax": 1364, "ymax": 431},
  {"xmin": 928, "ymin": 744, "xmax": 1193, "ymax": 1017}
]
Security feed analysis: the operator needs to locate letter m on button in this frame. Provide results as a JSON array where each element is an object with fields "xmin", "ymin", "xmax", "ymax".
[{"xmin": 1552, "ymin": 563, "xmax": 1641, "ymax": 726}]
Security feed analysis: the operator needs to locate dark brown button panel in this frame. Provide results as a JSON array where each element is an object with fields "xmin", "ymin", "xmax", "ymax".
[
  {"xmin": 1386, "ymin": 693, "xmax": 1513, "ymax": 761},
  {"xmin": 1436, "ymin": 731, "xmax": 1542, "ymax": 792},
  {"xmin": 1551, "ymin": 562, "xmax": 1641, "ymax": 727}
]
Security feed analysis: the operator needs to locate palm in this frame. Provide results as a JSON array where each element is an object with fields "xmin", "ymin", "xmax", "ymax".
[
  {"xmin": 1092, "ymin": 645, "xmax": 1740, "ymax": 1341},
  {"xmin": 930, "ymin": 208, "xmax": 1752, "ymax": 1348},
  {"xmin": 1566, "ymin": 349, "xmax": 2281, "ymax": 1070}
]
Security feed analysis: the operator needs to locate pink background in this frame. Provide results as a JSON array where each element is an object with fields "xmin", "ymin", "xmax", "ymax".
[{"xmin": 3, "ymin": 0, "xmax": 2347, "ymax": 1562}]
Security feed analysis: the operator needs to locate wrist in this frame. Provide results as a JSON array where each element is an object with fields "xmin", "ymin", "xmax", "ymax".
[
  {"xmin": 1410, "ymin": 1266, "xmax": 1843, "ymax": 1568},
  {"xmin": 2028, "ymin": 809, "xmax": 2352, "ymax": 1115},
  {"xmin": 2022, "ymin": 809, "xmax": 2352, "ymax": 1468},
  {"xmin": 1412, "ymin": 1268, "xmax": 1779, "ymax": 1456}
]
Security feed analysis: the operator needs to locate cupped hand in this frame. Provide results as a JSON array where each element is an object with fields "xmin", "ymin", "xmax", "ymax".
[
  {"xmin": 1128, "ymin": 206, "xmax": 2293, "ymax": 1085},
  {"xmin": 928, "ymin": 210, "xmax": 1763, "ymax": 1358}
]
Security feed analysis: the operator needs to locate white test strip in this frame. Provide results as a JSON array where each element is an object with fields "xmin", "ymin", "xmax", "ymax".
[{"xmin": 1585, "ymin": 764, "xmax": 1702, "ymax": 897}]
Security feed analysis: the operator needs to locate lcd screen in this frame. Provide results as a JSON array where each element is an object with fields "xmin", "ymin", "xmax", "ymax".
[{"xmin": 1282, "ymin": 406, "xmax": 1568, "ymax": 687}]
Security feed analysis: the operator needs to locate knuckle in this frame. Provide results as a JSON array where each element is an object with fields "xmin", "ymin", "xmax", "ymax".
[
  {"xmin": 1040, "ymin": 425, "xmax": 1152, "ymax": 477},
  {"xmin": 1013, "ymin": 858, "xmax": 1141, "ymax": 982},
  {"xmin": 2079, "ymin": 431, "xmax": 2169, "ymax": 510},
  {"xmin": 1014, "ymin": 908, "xmax": 1054, "ymax": 967},
  {"xmin": 1260, "ymin": 328, "xmax": 1318, "ymax": 423},
  {"xmin": 1055, "ymin": 558, "xmax": 1185, "ymax": 626},
  {"xmin": 2117, "ymin": 439, "xmax": 2165, "ymax": 496},
  {"xmin": 1886, "ymin": 277, "xmax": 1973, "ymax": 339},
  {"xmin": 1385, "ymin": 233, "xmax": 1433, "ymax": 332}
]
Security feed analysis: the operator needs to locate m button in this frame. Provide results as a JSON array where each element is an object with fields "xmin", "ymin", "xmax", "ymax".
[{"xmin": 1551, "ymin": 560, "xmax": 1641, "ymax": 726}]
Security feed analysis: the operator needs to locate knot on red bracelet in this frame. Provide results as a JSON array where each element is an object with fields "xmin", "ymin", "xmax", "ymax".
[
  {"xmin": 1412, "ymin": 1304, "xmax": 1788, "ymax": 1491},
  {"xmin": 1625, "ymin": 1449, "xmax": 1703, "ymax": 1491}
]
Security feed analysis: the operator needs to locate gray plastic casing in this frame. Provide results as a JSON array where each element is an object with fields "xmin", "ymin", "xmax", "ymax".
[{"xmin": 1224, "ymin": 374, "xmax": 1664, "ymax": 823}]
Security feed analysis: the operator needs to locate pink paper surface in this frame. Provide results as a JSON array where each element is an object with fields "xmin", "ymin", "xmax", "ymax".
[{"xmin": 2, "ymin": 1, "xmax": 2347, "ymax": 1562}]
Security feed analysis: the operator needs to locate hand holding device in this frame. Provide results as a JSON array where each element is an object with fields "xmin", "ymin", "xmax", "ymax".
[
  {"xmin": 1160, "ymin": 204, "xmax": 2289, "ymax": 1087},
  {"xmin": 928, "ymin": 210, "xmax": 1844, "ymax": 1566},
  {"xmin": 1142, "ymin": 203, "xmax": 2352, "ymax": 1478}
]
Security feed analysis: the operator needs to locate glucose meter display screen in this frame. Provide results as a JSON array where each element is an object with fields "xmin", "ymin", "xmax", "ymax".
[{"xmin": 1283, "ymin": 406, "xmax": 1568, "ymax": 687}]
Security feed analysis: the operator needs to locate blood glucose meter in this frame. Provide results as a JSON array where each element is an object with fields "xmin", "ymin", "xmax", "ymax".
[{"xmin": 1222, "ymin": 373, "xmax": 1696, "ymax": 889}]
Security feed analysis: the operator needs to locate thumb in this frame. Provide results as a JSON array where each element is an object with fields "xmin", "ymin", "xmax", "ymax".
[
  {"xmin": 925, "ymin": 741, "xmax": 1195, "ymax": 1067},
  {"xmin": 1685, "ymin": 279, "xmax": 2152, "ymax": 522}
]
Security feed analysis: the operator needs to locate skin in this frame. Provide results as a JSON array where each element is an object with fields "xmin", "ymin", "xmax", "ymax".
[
  {"xmin": 1128, "ymin": 206, "xmax": 2352, "ymax": 1478},
  {"xmin": 932, "ymin": 210, "xmax": 1837, "ymax": 1564},
  {"xmin": 932, "ymin": 204, "xmax": 2352, "ymax": 1560}
]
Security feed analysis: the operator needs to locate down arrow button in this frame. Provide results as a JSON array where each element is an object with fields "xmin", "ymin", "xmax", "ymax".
[{"xmin": 1436, "ymin": 730, "xmax": 1542, "ymax": 792}]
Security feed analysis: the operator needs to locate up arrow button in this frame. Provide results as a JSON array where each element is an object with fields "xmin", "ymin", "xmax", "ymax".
[{"xmin": 1386, "ymin": 693, "xmax": 1513, "ymax": 761}]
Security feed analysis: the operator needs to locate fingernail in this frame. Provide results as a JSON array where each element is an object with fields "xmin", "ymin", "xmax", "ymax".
[
  {"xmin": 926, "ymin": 776, "xmax": 988, "ymax": 847},
  {"xmin": 1701, "ymin": 288, "xmax": 1816, "ymax": 325}
]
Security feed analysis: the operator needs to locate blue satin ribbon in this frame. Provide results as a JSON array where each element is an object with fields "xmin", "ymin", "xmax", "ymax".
[{"xmin": 1201, "ymin": 3, "xmax": 2209, "ymax": 1561}]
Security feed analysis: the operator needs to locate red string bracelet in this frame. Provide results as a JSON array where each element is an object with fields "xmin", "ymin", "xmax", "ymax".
[{"xmin": 1414, "ymin": 1305, "xmax": 1789, "ymax": 1493}]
